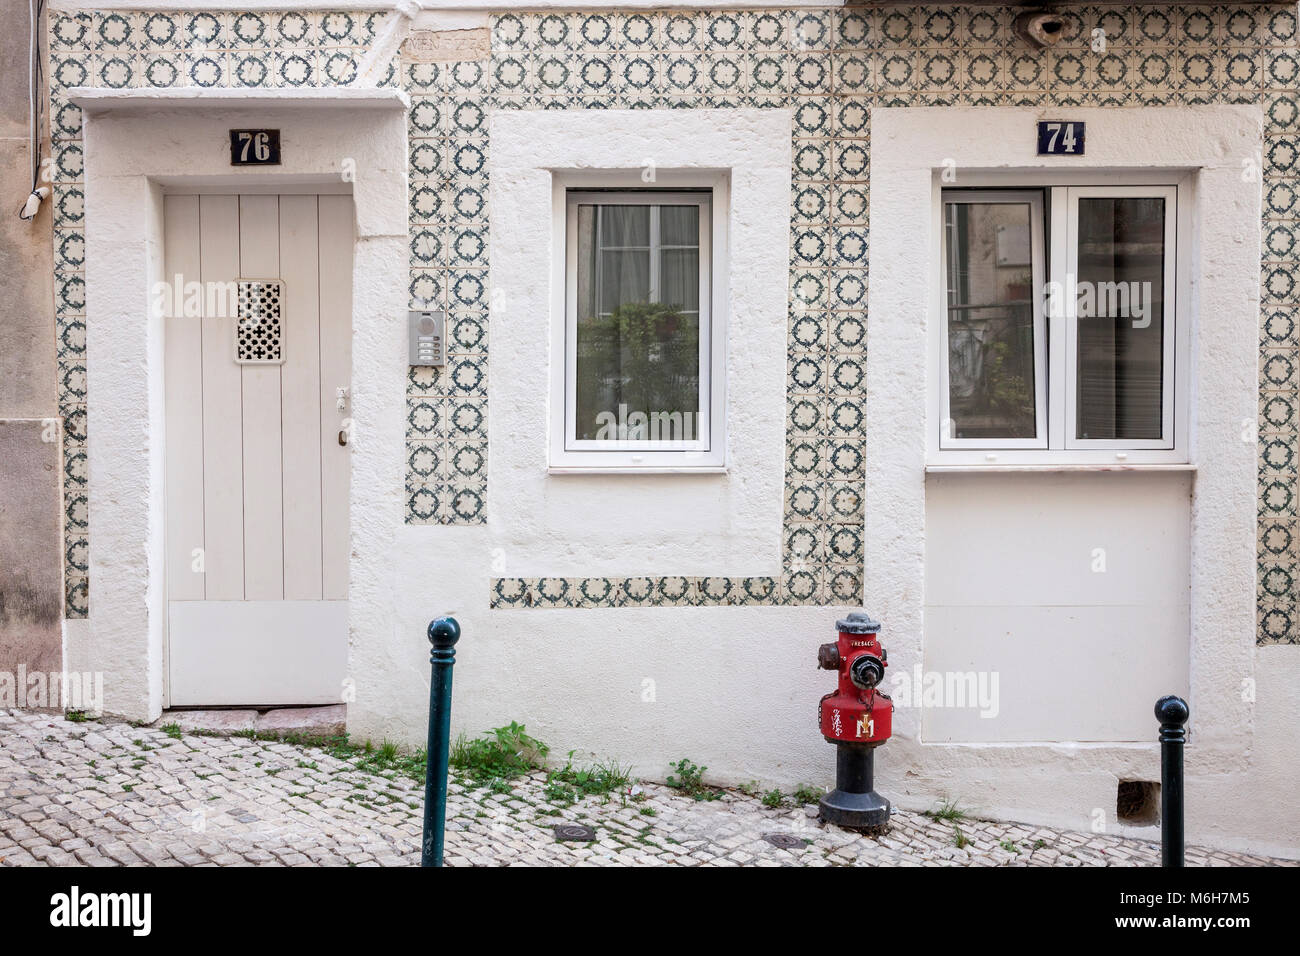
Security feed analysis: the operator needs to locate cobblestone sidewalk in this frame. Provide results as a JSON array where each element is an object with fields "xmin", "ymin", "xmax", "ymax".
[{"xmin": 0, "ymin": 709, "xmax": 1290, "ymax": 867}]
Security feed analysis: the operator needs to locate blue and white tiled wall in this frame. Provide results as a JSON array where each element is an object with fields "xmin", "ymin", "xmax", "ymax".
[{"xmin": 48, "ymin": 6, "xmax": 1300, "ymax": 644}]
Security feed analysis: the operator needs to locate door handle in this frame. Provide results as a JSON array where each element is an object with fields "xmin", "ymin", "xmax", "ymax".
[{"xmin": 338, "ymin": 429, "xmax": 349, "ymax": 446}]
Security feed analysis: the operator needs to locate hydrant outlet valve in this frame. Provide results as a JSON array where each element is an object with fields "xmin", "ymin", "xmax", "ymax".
[{"xmin": 818, "ymin": 613, "xmax": 893, "ymax": 746}]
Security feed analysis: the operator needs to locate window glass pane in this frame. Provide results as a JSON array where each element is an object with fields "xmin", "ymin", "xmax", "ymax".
[
  {"xmin": 659, "ymin": 205, "xmax": 699, "ymax": 246},
  {"xmin": 943, "ymin": 200, "xmax": 1039, "ymax": 440},
  {"xmin": 660, "ymin": 248, "xmax": 699, "ymax": 312},
  {"xmin": 574, "ymin": 202, "xmax": 702, "ymax": 443},
  {"xmin": 1075, "ymin": 197, "xmax": 1165, "ymax": 440},
  {"xmin": 600, "ymin": 204, "xmax": 650, "ymax": 247},
  {"xmin": 598, "ymin": 251, "xmax": 650, "ymax": 313}
]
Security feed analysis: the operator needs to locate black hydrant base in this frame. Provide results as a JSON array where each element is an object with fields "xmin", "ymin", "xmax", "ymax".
[{"xmin": 819, "ymin": 789, "xmax": 891, "ymax": 830}]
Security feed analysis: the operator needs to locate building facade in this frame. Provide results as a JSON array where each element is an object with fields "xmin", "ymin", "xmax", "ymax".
[{"xmin": 2, "ymin": 0, "xmax": 1297, "ymax": 856}]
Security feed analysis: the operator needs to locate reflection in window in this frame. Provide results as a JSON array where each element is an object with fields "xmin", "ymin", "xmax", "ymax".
[
  {"xmin": 573, "ymin": 202, "xmax": 702, "ymax": 443},
  {"xmin": 944, "ymin": 201, "xmax": 1039, "ymax": 440}
]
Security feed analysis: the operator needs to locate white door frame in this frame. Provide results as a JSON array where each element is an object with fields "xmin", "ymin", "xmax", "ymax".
[{"xmin": 68, "ymin": 87, "xmax": 409, "ymax": 720}]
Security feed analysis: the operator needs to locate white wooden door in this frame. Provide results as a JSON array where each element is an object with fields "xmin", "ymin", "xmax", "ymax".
[{"xmin": 163, "ymin": 193, "xmax": 353, "ymax": 706}]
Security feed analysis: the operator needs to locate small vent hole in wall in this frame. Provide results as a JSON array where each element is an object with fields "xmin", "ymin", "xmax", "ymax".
[{"xmin": 1116, "ymin": 780, "xmax": 1160, "ymax": 825}]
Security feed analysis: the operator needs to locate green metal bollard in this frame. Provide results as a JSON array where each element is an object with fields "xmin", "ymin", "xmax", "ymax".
[
  {"xmin": 422, "ymin": 616, "xmax": 460, "ymax": 868},
  {"xmin": 1155, "ymin": 695, "xmax": 1189, "ymax": 869}
]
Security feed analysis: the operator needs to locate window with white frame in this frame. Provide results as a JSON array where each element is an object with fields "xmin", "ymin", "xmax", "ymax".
[
  {"xmin": 939, "ymin": 184, "xmax": 1180, "ymax": 462},
  {"xmin": 555, "ymin": 189, "xmax": 725, "ymax": 470}
]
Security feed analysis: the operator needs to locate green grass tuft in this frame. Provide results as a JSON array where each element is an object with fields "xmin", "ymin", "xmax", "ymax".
[
  {"xmin": 449, "ymin": 721, "xmax": 549, "ymax": 789},
  {"xmin": 665, "ymin": 758, "xmax": 722, "ymax": 802},
  {"xmin": 926, "ymin": 798, "xmax": 966, "ymax": 822},
  {"xmin": 792, "ymin": 784, "xmax": 825, "ymax": 806}
]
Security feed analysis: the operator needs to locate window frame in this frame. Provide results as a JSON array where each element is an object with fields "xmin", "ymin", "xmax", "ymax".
[
  {"xmin": 939, "ymin": 189, "xmax": 1050, "ymax": 450},
  {"xmin": 1063, "ymin": 184, "xmax": 1178, "ymax": 452},
  {"xmin": 930, "ymin": 172, "xmax": 1190, "ymax": 467},
  {"xmin": 551, "ymin": 179, "xmax": 728, "ymax": 472}
]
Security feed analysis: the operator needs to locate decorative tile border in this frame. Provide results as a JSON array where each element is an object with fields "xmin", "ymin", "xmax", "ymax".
[{"xmin": 49, "ymin": 6, "xmax": 1298, "ymax": 643}]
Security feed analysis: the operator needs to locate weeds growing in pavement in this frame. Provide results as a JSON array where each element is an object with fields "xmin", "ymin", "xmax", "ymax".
[
  {"xmin": 926, "ymin": 798, "xmax": 966, "ymax": 822},
  {"xmin": 792, "ymin": 784, "xmax": 825, "ymax": 805},
  {"xmin": 666, "ymin": 758, "xmax": 722, "ymax": 802},
  {"xmin": 543, "ymin": 751, "xmax": 633, "ymax": 806},
  {"xmin": 449, "ymin": 721, "xmax": 550, "ymax": 788}
]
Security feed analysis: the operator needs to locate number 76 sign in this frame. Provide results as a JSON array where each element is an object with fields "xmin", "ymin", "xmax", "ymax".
[
  {"xmin": 1037, "ymin": 121, "xmax": 1085, "ymax": 156},
  {"xmin": 229, "ymin": 129, "xmax": 281, "ymax": 166}
]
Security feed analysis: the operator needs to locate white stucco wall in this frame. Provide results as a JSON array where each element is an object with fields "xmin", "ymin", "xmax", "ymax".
[
  {"xmin": 867, "ymin": 105, "xmax": 1298, "ymax": 857},
  {"xmin": 347, "ymin": 108, "xmax": 800, "ymax": 740},
  {"xmin": 344, "ymin": 102, "xmax": 1299, "ymax": 859},
  {"xmin": 62, "ymin": 72, "xmax": 1297, "ymax": 858},
  {"xmin": 68, "ymin": 88, "xmax": 410, "ymax": 721}
]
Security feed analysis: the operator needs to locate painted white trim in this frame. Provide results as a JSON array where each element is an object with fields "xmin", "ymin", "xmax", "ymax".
[
  {"xmin": 936, "ymin": 180, "xmax": 1187, "ymax": 464},
  {"xmin": 926, "ymin": 463, "xmax": 1198, "ymax": 474},
  {"xmin": 868, "ymin": 105, "xmax": 1263, "ymax": 767},
  {"xmin": 69, "ymin": 87, "xmax": 410, "ymax": 114},
  {"xmin": 74, "ymin": 91, "xmax": 408, "ymax": 721},
  {"xmin": 488, "ymin": 107, "xmax": 789, "ymax": 574},
  {"xmin": 930, "ymin": 174, "xmax": 1191, "ymax": 466},
  {"xmin": 548, "ymin": 170, "xmax": 731, "ymax": 470},
  {"xmin": 556, "ymin": 186, "xmax": 725, "ymax": 470},
  {"xmin": 159, "ymin": 180, "xmax": 354, "ymax": 194}
]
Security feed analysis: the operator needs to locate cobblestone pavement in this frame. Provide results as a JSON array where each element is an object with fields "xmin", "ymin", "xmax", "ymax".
[{"xmin": 0, "ymin": 709, "xmax": 1291, "ymax": 867}]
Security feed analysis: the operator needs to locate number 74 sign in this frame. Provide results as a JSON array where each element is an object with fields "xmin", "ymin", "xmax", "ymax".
[
  {"xmin": 1037, "ymin": 121, "xmax": 1085, "ymax": 155},
  {"xmin": 229, "ymin": 129, "xmax": 281, "ymax": 166}
]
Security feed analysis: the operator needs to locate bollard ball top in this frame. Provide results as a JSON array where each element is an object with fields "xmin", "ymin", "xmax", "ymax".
[
  {"xmin": 428, "ymin": 616, "xmax": 461, "ymax": 648},
  {"xmin": 1155, "ymin": 695, "xmax": 1189, "ymax": 726}
]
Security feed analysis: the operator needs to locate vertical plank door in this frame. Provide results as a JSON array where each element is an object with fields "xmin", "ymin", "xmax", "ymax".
[{"xmin": 166, "ymin": 193, "xmax": 353, "ymax": 706}]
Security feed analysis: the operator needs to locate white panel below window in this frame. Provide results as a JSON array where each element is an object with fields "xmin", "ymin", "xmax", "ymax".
[{"xmin": 922, "ymin": 471, "xmax": 1191, "ymax": 743}]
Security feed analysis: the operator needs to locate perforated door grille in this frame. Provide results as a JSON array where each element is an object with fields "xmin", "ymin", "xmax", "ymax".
[{"xmin": 235, "ymin": 279, "xmax": 284, "ymax": 364}]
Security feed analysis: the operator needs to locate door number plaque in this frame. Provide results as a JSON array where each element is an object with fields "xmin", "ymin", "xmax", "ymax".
[
  {"xmin": 1037, "ymin": 121, "xmax": 1085, "ymax": 155},
  {"xmin": 230, "ymin": 129, "xmax": 281, "ymax": 166}
]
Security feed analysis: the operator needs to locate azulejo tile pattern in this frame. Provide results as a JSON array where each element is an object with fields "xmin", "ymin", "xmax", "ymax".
[{"xmin": 49, "ymin": 8, "xmax": 1300, "ymax": 642}]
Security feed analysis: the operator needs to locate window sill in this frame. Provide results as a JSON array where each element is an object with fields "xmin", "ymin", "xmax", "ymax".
[
  {"xmin": 925, "ymin": 463, "xmax": 1196, "ymax": 474},
  {"xmin": 548, "ymin": 465, "xmax": 729, "ymax": 476}
]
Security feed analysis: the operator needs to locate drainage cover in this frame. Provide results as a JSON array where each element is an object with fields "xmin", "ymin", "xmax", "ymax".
[
  {"xmin": 763, "ymin": 833, "xmax": 806, "ymax": 850},
  {"xmin": 554, "ymin": 824, "xmax": 597, "ymax": 843}
]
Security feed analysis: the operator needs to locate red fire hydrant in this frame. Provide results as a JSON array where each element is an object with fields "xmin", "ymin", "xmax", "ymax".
[{"xmin": 817, "ymin": 612, "xmax": 892, "ymax": 831}]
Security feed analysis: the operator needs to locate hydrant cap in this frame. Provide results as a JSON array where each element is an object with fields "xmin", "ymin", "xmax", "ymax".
[{"xmin": 836, "ymin": 611, "xmax": 882, "ymax": 634}]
